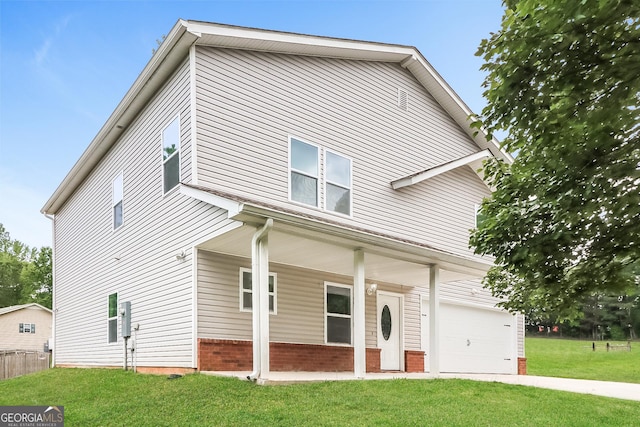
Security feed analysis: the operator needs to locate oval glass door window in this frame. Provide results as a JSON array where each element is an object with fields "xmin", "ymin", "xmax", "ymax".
[{"xmin": 381, "ymin": 305, "xmax": 392, "ymax": 341}]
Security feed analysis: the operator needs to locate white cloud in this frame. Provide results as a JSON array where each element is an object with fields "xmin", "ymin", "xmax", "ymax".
[
  {"xmin": 34, "ymin": 38, "xmax": 52, "ymax": 65},
  {"xmin": 32, "ymin": 14, "xmax": 72, "ymax": 66}
]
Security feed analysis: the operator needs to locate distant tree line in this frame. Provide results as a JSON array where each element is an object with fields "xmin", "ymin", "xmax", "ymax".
[
  {"xmin": 527, "ymin": 287, "xmax": 640, "ymax": 341},
  {"xmin": 0, "ymin": 223, "xmax": 52, "ymax": 308}
]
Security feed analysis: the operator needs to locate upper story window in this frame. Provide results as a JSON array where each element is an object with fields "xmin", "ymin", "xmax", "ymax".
[
  {"xmin": 475, "ymin": 203, "xmax": 487, "ymax": 228},
  {"xmin": 289, "ymin": 137, "xmax": 352, "ymax": 216},
  {"xmin": 290, "ymin": 138, "xmax": 319, "ymax": 206},
  {"xmin": 108, "ymin": 292, "xmax": 118, "ymax": 343},
  {"xmin": 325, "ymin": 150, "xmax": 352, "ymax": 215},
  {"xmin": 239, "ymin": 268, "xmax": 277, "ymax": 314},
  {"xmin": 162, "ymin": 116, "xmax": 180, "ymax": 194},
  {"xmin": 112, "ymin": 172, "xmax": 123, "ymax": 230}
]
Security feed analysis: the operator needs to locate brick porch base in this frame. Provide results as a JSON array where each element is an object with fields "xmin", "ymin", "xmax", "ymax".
[
  {"xmin": 198, "ymin": 339, "xmax": 387, "ymax": 372},
  {"xmin": 518, "ymin": 357, "xmax": 527, "ymax": 375}
]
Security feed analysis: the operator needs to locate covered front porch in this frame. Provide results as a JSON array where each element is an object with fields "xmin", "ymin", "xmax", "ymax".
[{"xmin": 184, "ymin": 185, "xmax": 492, "ymax": 382}]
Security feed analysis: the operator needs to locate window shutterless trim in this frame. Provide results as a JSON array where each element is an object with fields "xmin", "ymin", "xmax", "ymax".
[
  {"xmin": 162, "ymin": 115, "xmax": 181, "ymax": 195},
  {"xmin": 324, "ymin": 148, "xmax": 353, "ymax": 217},
  {"xmin": 107, "ymin": 292, "xmax": 118, "ymax": 344},
  {"xmin": 324, "ymin": 281, "xmax": 353, "ymax": 346},
  {"xmin": 112, "ymin": 171, "xmax": 124, "ymax": 230},
  {"xmin": 288, "ymin": 135, "xmax": 320, "ymax": 208},
  {"xmin": 239, "ymin": 267, "xmax": 277, "ymax": 314}
]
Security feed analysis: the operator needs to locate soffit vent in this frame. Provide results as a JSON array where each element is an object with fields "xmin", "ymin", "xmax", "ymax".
[{"xmin": 397, "ymin": 88, "xmax": 409, "ymax": 111}]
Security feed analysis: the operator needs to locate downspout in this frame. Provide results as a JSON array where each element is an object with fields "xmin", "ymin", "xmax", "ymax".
[
  {"xmin": 248, "ymin": 218, "xmax": 273, "ymax": 381},
  {"xmin": 44, "ymin": 214, "xmax": 55, "ymax": 367}
]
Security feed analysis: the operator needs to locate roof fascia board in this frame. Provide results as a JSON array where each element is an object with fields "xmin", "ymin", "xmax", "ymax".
[
  {"xmin": 0, "ymin": 303, "xmax": 53, "ymax": 316},
  {"xmin": 179, "ymin": 184, "xmax": 242, "ymax": 217},
  {"xmin": 391, "ymin": 149, "xmax": 491, "ymax": 190},
  {"xmin": 234, "ymin": 203, "xmax": 492, "ymax": 275},
  {"xmin": 42, "ymin": 20, "xmax": 199, "ymax": 215},
  {"xmin": 186, "ymin": 21, "xmax": 416, "ymax": 61}
]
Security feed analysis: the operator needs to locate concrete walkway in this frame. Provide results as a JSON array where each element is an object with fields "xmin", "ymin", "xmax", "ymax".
[
  {"xmin": 204, "ymin": 371, "xmax": 640, "ymax": 402},
  {"xmin": 439, "ymin": 373, "xmax": 640, "ymax": 402}
]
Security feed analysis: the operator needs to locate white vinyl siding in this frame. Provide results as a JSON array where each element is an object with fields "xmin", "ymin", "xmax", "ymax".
[
  {"xmin": 196, "ymin": 251, "xmax": 526, "ymax": 356},
  {"xmin": 195, "ymin": 47, "xmax": 489, "ymax": 259},
  {"xmin": 239, "ymin": 268, "xmax": 276, "ymax": 313},
  {"xmin": 112, "ymin": 173, "xmax": 123, "ymax": 229},
  {"xmin": 199, "ymin": 251, "xmax": 376, "ymax": 345},
  {"xmin": 52, "ymin": 58, "xmax": 235, "ymax": 368}
]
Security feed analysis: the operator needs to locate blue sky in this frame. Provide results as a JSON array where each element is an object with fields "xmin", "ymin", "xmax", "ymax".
[{"xmin": 0, "ymin": 0, "xmax": 504, "ymax": 249}]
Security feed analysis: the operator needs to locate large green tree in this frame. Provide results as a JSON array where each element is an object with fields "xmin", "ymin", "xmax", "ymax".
[
  {"xmin": 470, "ymin": 0, "xmax": 640, "ymax": 317},
  {"xmin": 0, "ymin": 224, "xmax": 52, "ymax": 308}
]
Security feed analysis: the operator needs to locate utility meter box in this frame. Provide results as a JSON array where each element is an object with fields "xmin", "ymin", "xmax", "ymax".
[{"xmin": 120, "ymin": 301, "xmax": 131, "ymax": 338}]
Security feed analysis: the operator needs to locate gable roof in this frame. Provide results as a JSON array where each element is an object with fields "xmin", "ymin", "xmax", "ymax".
[
  {"xmin": 0, "ymin": 303, "xmax": 52, "ymax": 316},
  {"xmin": 42, "ymin": 20, "xmax": 511, "ymax": 215}
]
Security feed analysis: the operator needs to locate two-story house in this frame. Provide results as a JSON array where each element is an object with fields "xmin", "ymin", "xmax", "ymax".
[{"xmin": 41, "ymin": 20, "xmax": 524, "ymax": 381}]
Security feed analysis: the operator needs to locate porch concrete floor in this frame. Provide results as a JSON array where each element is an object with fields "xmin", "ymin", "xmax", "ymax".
[{"xmin": 201, "ymin": 371, "xmax": 640, "ymax": 402}]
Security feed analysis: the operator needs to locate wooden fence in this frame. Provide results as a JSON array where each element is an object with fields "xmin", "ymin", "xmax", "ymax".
[{"xmin": 1, "ymin": 350, "xmax": 50, "ymax": 380}]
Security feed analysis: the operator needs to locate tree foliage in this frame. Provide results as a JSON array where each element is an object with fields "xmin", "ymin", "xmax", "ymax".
[
  {"xmin": 470, "ymin": 0, "xmax": 640, "ymax": 317},
  {"xmin": 0, "ymin": 223, "xmax": 52, "ymax": 308}
]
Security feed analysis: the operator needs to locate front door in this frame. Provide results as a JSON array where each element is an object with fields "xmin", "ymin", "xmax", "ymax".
[{"xmin": 378, "ymin": 293, "xmax": 402, "ymax": 370}]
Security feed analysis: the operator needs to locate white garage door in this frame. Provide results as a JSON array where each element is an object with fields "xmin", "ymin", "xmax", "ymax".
[{"xmin": 422, "ymin": 301, "xmax": 516, "ymax": 374}]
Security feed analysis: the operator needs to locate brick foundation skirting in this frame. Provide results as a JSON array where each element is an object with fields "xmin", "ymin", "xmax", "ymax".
[
  {"xmin": 198, "ymin": 339, "xmax": 382, "ymax": 372},
  {"xmin": 404, "ymin": 350, "xmax": 425, "ymax": 373},
  {"xmin": 54, "ymin": 364, "xmax": 196, "ymax": 375},
  {"xmin": 518, "ymin": 357, "xmax": 527, "ymax": 375}
]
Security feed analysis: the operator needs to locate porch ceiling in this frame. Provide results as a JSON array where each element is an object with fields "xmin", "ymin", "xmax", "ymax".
[{"xmin": 196, "ymin": 222, "xmax": 481, "ymax": 286}]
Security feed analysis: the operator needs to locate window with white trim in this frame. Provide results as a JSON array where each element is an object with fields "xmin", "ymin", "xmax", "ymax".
[
  {"xmin": 108, "ymin": 293, "xmax": 118, "ymax": 343},
  {"xmin": 290, "ymin": 138, "xmax": 319, "ymax": 207},
  {"xmin": 475, "ymin": 203, "xmax": 487, "ymax": 228},
  {"xmin": 239, "ymin": 268, "xmax": 277, "ymax": 314},
  {"xmin": 162, "ymin": 116, "xmax": 180, "ymax": 193},
  {"xmin": 19, "ymin": 323, "xmax": 36, "ymax": 334},
  {"xmin": 325, "ymin": 150, "xmax": 352, "ymax": 215},
  {"xmin": 289, "ymin": 137, "xmax": 352, "ymax": 216},
  {"xmin": 325, "ymin": 283, "xmax": 352, "ymax": 344},
  {"xmin": 112, "ymin": 172, "xmax": 123, "ymax": 229}
]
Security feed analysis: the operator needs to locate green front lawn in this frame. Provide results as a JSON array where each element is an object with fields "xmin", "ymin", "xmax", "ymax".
[
  {"xmin": 1, "ymin": 369, "xmax": 638, "ymax": 426},
  {"xmin": 526, "ymin": 337, "xmax": 640, "ymax": 383}
]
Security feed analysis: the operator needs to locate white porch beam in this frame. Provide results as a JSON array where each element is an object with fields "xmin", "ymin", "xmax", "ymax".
[
  {"xmin": 353, "ymin": 249, "xmax": 366, "ymax": 378},
  {"xmin": 391, "ymin": 150, "xmax": 492, "ymax": 190},
  {"xmin": 429, "ymin": 264, "xmax": 440, "ymax": 375},
  {"xmin": 179, "ymin": 184, "xmax": 242, "ymax": 217}
]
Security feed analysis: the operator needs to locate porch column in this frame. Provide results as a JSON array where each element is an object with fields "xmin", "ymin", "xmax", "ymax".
[
  {"xmin": 429, "ymin": 264, "xmax": 440, "ymax": 375},
  {"xmin": 353, "ymin": 249, "xmax": 366, "ymax": 378}
]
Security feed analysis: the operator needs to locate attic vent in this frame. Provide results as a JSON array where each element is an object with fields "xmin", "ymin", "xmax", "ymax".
[{"xmin": 397, "ymin": 88, "xmax": 409, "ymax": 111}]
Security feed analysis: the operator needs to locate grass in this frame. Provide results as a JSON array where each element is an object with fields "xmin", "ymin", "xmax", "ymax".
[
  {"xmin": 1, "ymin": 368, "xmax": 639, "ymax": 426},
  {"xmin": 526, "ymin": 337, "xmax": 640, "ymax": 383}
]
